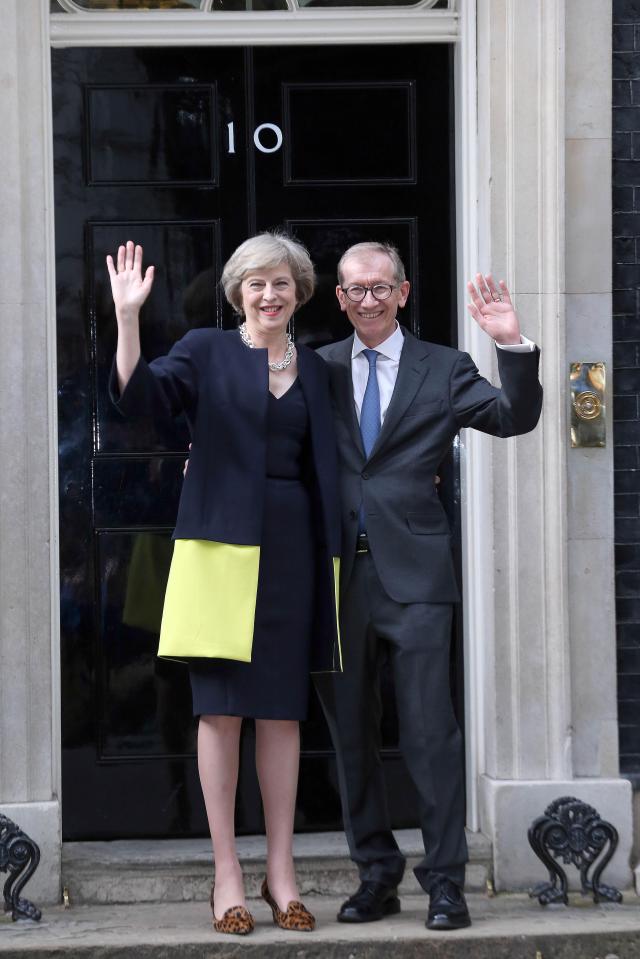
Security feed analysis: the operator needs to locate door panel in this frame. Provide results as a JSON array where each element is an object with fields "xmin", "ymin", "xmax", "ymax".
[
  {"xmin": 53, "ymin": 44, "xmax": 457, "ymax": 840},
  {"xmin": 91, "ymin": 219, "xmax": 221, "ymax": 453},
  {"xmin": 86, "ymin": 84, "xmax": 219, "ymax": 185},
  {"xmin": 288, "ymin": 218, "xmax": 418, "ymax": 347},
  {"xmin": 282, "ymin": 82, "xmax": 416, "ymax": 184}
]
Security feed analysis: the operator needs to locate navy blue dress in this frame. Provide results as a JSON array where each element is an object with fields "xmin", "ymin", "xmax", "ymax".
[{"xmin": 189, "ymin": 379, "xmax": 315, "ymax": 720}]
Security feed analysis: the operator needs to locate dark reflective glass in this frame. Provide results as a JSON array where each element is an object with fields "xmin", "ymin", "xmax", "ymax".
[
  {"xmin": 212, "ymin": 0, "xmax": 289, "ymax": 7},
  {"xmin": 53, "ymin": 1, "xmax": 202, "ymax": 9},
  {"xmin": 51, "ymin": 0, "xmax": 445, "ymax": 9},
  {"xmin": 299, "ymin": 0, "xmax": 447, "ymax": 8},
  {"xmin": 51, "ymin": 0, "xmax": 288, "ymax": 8}
]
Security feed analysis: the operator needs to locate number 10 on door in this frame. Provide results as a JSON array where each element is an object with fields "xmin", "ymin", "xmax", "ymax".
[{"xmin": 227, "ymin": 122, "xmax": 283, "ymax": 155}]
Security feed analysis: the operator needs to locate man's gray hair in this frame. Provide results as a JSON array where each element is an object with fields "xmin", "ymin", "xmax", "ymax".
[
  {"xmin": 221, "ymin": 232, "xmax": 316, "ymax": 314},
  {"xmin": 337, "ymin": 242, "xmax": 406, "ymax": 286}
]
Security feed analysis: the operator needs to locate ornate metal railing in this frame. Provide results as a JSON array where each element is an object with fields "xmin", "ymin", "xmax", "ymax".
[
  {"xmin": 528, "ymin": 796, "xmax": 623, "ymax": 906},
  {"xmin": 0, "ymin": 814, "xmax": 42, "ymax": 921}
]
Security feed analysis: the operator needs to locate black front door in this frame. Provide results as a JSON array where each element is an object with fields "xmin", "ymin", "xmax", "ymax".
[{"xmin": 53, "ymin": 44, "xmax": 456, "ymax": 840}]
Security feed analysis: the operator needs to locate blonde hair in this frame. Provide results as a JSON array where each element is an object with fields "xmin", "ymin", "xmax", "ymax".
[
  {"xmin": 221, "ymin": 232, "xmax": 316, "ymax": 314},
  {"xmin": 337, "ymin": 241, "xmax": 406, "ymax": 286}
]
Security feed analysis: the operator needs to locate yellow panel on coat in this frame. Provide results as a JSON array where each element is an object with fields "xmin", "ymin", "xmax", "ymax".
[
  {"xmin": 333, "ymin": 556, "xmax": 343, "ymax": 671},
  {"xmin": 158, "ymin": 539, "xmax": 260, "ymax": 661}
]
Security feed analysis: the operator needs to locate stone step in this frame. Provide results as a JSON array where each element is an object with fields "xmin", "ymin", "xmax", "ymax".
[
  {"xmin": 62, "ymin": 828, "xmax": 491, "ymax": 905},
  {"xmin": 3, "ymin": 894, "xmax": 640, "ymax": 959}
]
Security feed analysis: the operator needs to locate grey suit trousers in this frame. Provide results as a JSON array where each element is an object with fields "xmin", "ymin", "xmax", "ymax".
[{"xmin": 315, "ymin": 550, "xmax": 468, "ymax": 893}]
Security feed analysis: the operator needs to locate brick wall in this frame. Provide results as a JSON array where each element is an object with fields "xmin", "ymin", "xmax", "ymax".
[{"xmin": 614, "ymin": 0, "xmax": 640, "ymax": 775}]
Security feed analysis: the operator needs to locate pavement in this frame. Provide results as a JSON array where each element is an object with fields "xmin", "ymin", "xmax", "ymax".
[{"xmin": 2, "ymin": 892, "xmax": 640, "ymax": 959}]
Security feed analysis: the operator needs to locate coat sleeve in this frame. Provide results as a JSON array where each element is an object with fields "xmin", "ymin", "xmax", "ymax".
[
  {"xmin": 450, "ymin": 345, "xmax": 543, "ymax": 437},
  {"xmin": 109, "ymin": 329, "xmax": 202, "ymax": 421}
]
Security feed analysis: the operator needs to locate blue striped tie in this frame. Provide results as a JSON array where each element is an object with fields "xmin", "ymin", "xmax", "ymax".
[
  {"xmin": 358, "ymin": 349, "xmax": 380, "ymax": 533},
  {"xmin": 360, "ymin": 349, "xmax": 381, "ymax": 457}
]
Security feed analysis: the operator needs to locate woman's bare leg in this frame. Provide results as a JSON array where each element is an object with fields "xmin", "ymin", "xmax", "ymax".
[
  {"xmin": 198, "ymin": 714, "xmax": 245, "ymax": 917},
  {"xmin": 255, "ymin": 718, "xmax": 301, "ymax": 908}
]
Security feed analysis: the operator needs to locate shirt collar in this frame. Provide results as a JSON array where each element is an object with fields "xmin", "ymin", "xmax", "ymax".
[{"xmin": 352, "ymin": 321, "xmax": 404, "ymax": 361}]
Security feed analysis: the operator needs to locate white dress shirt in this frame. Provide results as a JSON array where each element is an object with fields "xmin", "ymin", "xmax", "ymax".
[{"xmin": 351, "ymin": 322, "xmax": 536, "ymax": 424}]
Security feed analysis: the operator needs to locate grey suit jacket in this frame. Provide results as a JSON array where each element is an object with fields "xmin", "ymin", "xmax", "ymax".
[{"xmin": 318, "ymin": 329, "xmax": 543, "ymax": 604}]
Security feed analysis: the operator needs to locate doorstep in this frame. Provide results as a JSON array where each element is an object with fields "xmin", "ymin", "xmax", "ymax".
[{"xmin": 61, "ymin": 828, "xmax": 492, "ymax": 905}]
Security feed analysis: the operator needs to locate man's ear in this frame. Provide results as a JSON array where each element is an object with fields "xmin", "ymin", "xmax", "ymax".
[{"xmin": 336, "ymin": 285, "xmax": 347, "ymax": 312}]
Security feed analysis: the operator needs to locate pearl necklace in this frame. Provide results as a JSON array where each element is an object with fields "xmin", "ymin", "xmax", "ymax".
[{"xmin": 239, "ymin": 322, "xmax": 295, "ymax": 371}]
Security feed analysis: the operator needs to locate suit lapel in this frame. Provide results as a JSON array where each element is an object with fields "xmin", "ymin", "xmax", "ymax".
[
  {"xmin": 368, "ymin": 330, "xmax": 432, "ymax": 460},
  {"xmin": 328, "ymin": 335, "xmax": 365, "ymax": 459}
]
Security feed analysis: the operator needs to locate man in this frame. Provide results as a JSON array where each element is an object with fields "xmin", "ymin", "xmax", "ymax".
[{"xmin": 314, "ymin": 242, "xmax": 542, "ymax": 931}]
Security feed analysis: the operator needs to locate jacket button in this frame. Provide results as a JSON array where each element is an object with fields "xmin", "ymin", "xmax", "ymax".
[{"xmin": 362, "ymin": 471, "xmax": 370, "ymax": 480}]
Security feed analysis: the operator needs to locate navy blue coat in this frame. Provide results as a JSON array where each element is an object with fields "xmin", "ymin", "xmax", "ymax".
[{"xmin": 111, "ymin": 328, "xmax": 342, "ymax": 671}]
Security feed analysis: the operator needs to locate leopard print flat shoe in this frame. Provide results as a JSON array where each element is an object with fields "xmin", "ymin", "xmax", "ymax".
[
  {"xmin": 210, "ymin": 883, "xmax": 254, "ymax": 935},
  {"xmin": 261, "ymin": 878, "xmax": 316, "ymax": 931}
]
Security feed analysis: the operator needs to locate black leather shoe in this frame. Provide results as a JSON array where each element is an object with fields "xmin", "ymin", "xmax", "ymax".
[
  {"xmin": 426, "ymin": 877, "xmax": 471, "ymax": 931},
  {"xmin": 337, "ymin": 881, "xmax": 401, "ymax": 923}
]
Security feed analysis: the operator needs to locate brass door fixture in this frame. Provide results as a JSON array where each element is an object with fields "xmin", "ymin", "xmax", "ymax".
[{"xmin": 570, "ymin": 362, "xmax": 606, "ymax": 448}]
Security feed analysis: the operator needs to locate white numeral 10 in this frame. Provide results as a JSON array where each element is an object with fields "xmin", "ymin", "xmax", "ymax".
[{"xmin": 227, "ymin": 121, "xmax": 283, "ymax": 154}]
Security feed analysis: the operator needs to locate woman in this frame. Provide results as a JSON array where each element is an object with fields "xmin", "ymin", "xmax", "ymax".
[{"xmin": 107, "ymin": 234, "xmax": 341, "ymax": 935}]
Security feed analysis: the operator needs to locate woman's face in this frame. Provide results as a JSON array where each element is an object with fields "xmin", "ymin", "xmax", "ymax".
[{"xmin": 240, "ymin": 262, "xmax": 297, "ymax": 337}]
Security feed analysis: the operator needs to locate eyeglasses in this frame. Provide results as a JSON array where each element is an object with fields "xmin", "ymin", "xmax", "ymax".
[{"xmin": 341, "ymin": 284, "xmax": 397, "ymax": 302}]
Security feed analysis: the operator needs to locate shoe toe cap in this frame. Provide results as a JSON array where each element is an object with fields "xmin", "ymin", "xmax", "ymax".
[{"xmin": 426, "ymin": 910, "xmax": 471, "ymax": 931}]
